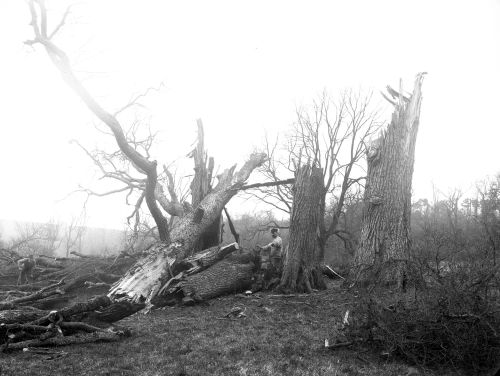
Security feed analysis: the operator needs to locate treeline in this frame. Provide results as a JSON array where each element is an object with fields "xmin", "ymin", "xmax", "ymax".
[{"xmin": 229, "ymin": 175, "xmax": 500, "ymax": 278}]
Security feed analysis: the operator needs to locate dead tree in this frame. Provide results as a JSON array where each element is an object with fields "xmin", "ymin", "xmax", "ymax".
[
  {"xmin": 108, "ymin": 154, "xmax": 266, "ymax": 304},
  {"xmin": 23, "ymin": 1, "xmax": 266, "ymax": 310},
  {"xmin": 245, "ymin": 91, "xmax": 380, "ymax": 284},
  {"xmin": 63, "ymin": 213, "xmax": 86, "ymax": 257},
  {"xmin": 280, "ymin": 165, "xmax": 326, "ymax": 292},
  {"xmin": 26, "ymin": 0, "xmax": 171, "ymax": 242},
  {"xmin": 352, "ymin": 73, "xmax": 426, "ymax": 287}
]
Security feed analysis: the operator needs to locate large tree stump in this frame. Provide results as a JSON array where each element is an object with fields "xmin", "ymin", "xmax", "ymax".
[
  {"xmin": 189, "ymin": 120, "xmax": 222, "ymax": 251},
  {"xmin": 352, "ymin": 73, "xmax": 426, "ymax": 287}
]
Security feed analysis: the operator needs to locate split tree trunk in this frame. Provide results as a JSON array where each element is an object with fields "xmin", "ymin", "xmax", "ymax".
[
  {"xmin": 280, "ymin": 165, "xmax": 326, "ymax": 292},
  {"xmin": 352, "ymin": 73, "xmax": 426, "ymax": 287},
  {"xmin": 108, "ymin": 153, "xmax": 267, "ymax": 304},
  {"xmin": 189, "ymin": 119, "xmax": 222, "ymax": 251}
]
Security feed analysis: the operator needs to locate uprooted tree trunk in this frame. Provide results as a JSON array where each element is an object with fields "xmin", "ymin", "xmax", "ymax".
[
  {"xmin": 280, "ymin": 165, "xmax": 326, "ymax": 292},
  {"xmin": 0, "ymin": 236, "xmax": 258, "ymax": 349},
  {"xmin": 352, "ymin": 73, "xmax": 426, "ymax": 287}
]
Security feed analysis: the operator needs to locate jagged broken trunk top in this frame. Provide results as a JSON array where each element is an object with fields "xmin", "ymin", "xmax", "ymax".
[
  {"xmin": 354, "ymin": 73, "xmax": 426, "ymax": 286},
  {"xmin": 108, "ymin": 153, "xmax": 267, "ymax": 304}
]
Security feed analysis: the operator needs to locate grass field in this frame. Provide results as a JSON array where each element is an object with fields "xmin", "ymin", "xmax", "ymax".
[{"xmin": 0, "ymin": 282, "xmax": 459, "ymax": 376}]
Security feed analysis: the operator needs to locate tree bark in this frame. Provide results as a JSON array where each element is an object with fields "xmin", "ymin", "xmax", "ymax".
[
  {"xmin": 189, "ymin": 119, "xmax": 222, "ymax": 251},
  {"xmin": 352, "ymin": 73, "xmax": 426, "ymax": 287},
  {"xmin": 280, "ymin": 165, "xmax": 326, "ymax": 292},
  {"xmin": 179, "ymin": 260, "xmax": 254, "ymax": 301},
  {"xmin": 108, "ymin": 153, "xmax": 267, "ymax": 304}
]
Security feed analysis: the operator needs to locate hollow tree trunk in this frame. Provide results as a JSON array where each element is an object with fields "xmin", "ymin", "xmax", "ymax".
[
  {"xmin": 108, "ymin": 153, "xmax": 267, "ymax": 304},
  {"xmin": 280, "ymin": 165, "xmax": 326, "ymax": 292},
  {"xmin": 352, "ymin": 73, "xmax": 426, "ymax": 287}
]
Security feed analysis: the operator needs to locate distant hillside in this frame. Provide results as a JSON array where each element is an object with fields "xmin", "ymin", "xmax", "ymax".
[{"xmin": 0, "ymin": 219, "xmax": 125, "ymax": 257}]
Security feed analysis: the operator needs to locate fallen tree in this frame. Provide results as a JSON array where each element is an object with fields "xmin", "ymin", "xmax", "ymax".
[
  {"xmin": 0, "ymin": 1, "xmax": 281, "ymax": 350},
  {"xmin": 108, "ymin": 153, "xmax": 266, "ymax": 304},
  {"xmin": 0, "ymin": 151, "xmax": 265, "ymax": 348}
]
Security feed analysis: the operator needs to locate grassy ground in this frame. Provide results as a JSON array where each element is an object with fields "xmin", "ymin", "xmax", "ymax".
[{"xmin": 0, "ymin": 282, "xmax": 457, "ymax": 376}]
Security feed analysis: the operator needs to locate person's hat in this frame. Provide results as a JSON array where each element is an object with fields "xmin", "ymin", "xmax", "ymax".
[{"xmin": 271, "ymin": 228, "xmax": 279, "ymax": 234}]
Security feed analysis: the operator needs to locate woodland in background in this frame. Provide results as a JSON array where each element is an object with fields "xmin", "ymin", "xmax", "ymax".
[{"xmin": 0, "ymin": 2, "xmax": 497, "ymax": 374}]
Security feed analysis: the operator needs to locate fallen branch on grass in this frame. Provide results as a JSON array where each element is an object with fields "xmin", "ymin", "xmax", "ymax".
[
  {"xmin": 4, "ymin": 330, "xmax": 128, "ymax": 351},
  {"xmin": 0, "ymin": 280, "xmax": 65, "ymax": 311}
]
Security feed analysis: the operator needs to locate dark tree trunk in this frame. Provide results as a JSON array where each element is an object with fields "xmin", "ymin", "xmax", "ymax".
[
  {"xmin": 352, "ymin": 73, "xmax": 426, "ymax": 287},
  {"xmin": 280, "ymin": 165, "xmax": 326, "ymax": 292}
]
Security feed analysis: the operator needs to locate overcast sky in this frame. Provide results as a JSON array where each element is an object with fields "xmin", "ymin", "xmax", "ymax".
[{"xmin": 1, "ymin": 0, "xmax": 499, "ymax": 229}]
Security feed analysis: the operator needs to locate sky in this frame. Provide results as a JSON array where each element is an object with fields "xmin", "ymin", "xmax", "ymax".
[{"xmin": 0, "ymin": 0, "xmax": 499, "ymax": 229}]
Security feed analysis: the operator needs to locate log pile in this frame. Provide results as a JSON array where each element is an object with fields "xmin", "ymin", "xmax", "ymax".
[
  {"xmin": 0, "ymin": 250, "xmax": 134, "ymax": 303},
  {"xmin": 0, "ymin": 242, "xmax": 258, "ymax": 351},
  {"xmin": 0, "ymin": 249, "xmax": 138, "ymax": 350}
]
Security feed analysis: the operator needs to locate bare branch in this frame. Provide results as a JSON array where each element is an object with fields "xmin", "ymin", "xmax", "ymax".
[
  {"xmin": 239, "ymin": 178, "xmax": 295, "ymax": 191},
  {"xmin": 26, "ymin": 0, "xmax": 170, "ymax": 242}
]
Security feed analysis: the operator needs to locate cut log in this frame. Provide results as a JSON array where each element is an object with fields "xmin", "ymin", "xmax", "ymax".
[
  {"xmin": 0, "ymin": 308, "xmax": 49, "ymax": 325},
  {"xmin": 180, "ymin": 260, "xmax": 255, "ymax": 300},
  {"xmin": 79, "ymin": 301, "xmax": 145, "ymax": 325},
  {"xmin": 64, "ymin": 272, "xmax": 121, "ymax": 293},
  {"xmin": 35, "ymin": 257, "xmax": 65, "ymax": 269},
  {"xmin": 70, "ymin": 251, "xmax": 100, "ymax": 259},
  {"xmin": 31, "ymin": 295, "xmax": 112, "ymax": 326},
  {"xmin": 29, "ymin": 295, "xmax": 75, "ymax": 310},
  {"xmin": 0, "ymin": 290, "xmax": 63, "ymax": 311}
]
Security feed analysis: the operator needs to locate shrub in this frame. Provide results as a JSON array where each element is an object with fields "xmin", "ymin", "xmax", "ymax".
[{"xmin": 345, "ymin": 266, "xmax": 500, "ymax": 373}]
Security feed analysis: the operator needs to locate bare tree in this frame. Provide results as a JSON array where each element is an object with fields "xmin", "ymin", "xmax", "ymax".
[
  {"xmin": 472, "ymin": 176, "xmax": 500, "ymax": 266},
  {"xmin": 0, "ymin": 221, "xmax": 62, "ymax": 269},
  {"xmin": 246, "ymin": 91, "xmax": 380, "ymax": 290},
  {"xmin": 64, "ymin": 212, "xmax": 87, "ymax": 257},
  {"xmin": 25, "ymin": 1, "xmax": 266, "ymax": 308},
  {"xmin": 292, "ymin": 90, "xmax": 381, "ymax": 253}
]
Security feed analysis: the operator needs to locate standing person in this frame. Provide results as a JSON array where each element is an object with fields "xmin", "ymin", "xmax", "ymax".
[
  {"xmin": 17, "ymin": 254, "xmax": 35, "ymax": 285},
  {"xmin": 257, "ymin": 228, "xmax": 283, "ymax": 282}
]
